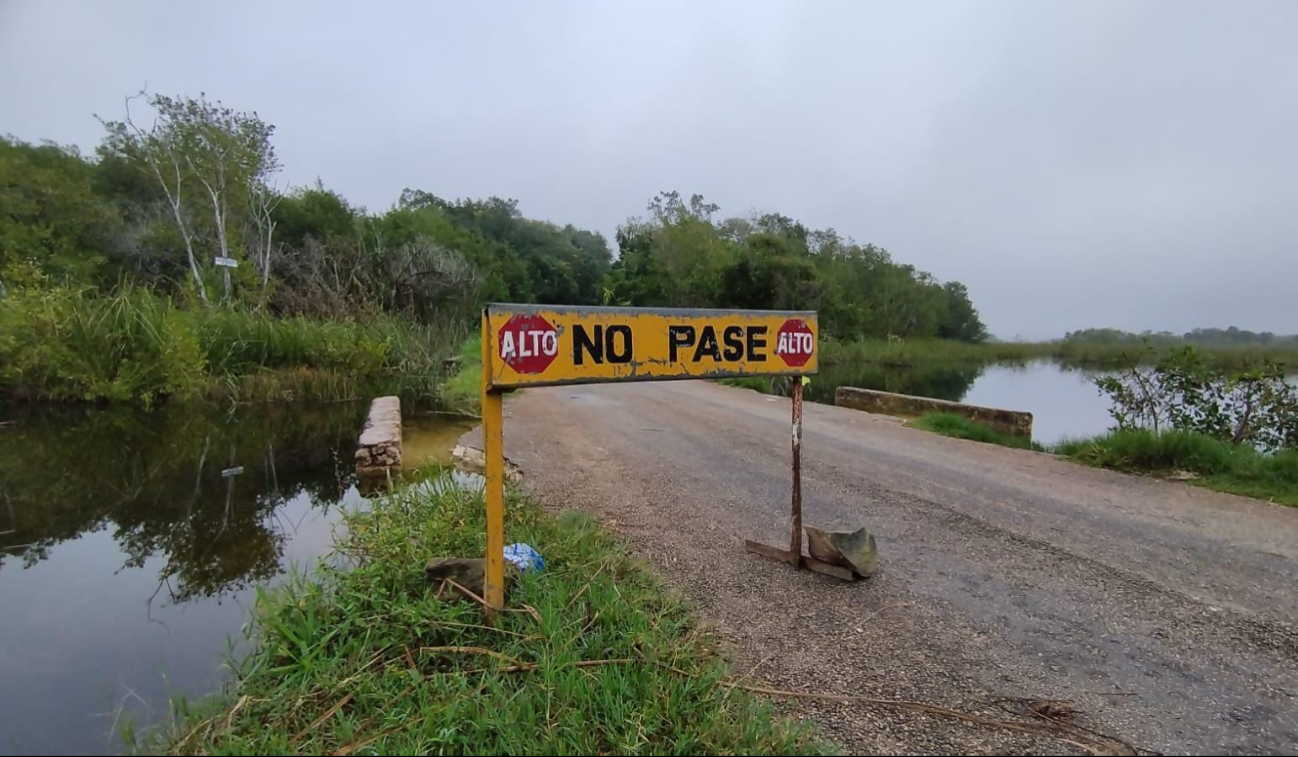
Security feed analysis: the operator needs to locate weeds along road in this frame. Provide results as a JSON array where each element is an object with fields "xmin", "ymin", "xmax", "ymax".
[{"xmin": 464, "ymin": 380, "xmax": 1298, "ymax": 754}]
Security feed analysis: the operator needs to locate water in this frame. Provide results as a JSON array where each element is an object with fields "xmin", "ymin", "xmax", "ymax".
[
  {"xmin": 961, "ymin": 363, "xmax": 1116, "ymax": 444},
  {"xmin": 808, "ymin": 359, "xmax": 1115, "ymax": 445},
  {"xmin": 0, "ymin": 402, "xmax": 473, "ymax": 756}
]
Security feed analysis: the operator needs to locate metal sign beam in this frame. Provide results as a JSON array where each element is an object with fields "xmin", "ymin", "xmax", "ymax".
[{"xmin": 485, "ymin": 304, "xmax": 818, "ymax": 389}]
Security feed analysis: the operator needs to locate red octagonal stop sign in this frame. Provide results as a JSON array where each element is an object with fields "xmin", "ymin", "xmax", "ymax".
[
  {"xmin": 497, "ymin": 314, "xmax": 559, "ymax": 374},
  {"xmin": 775, "ymin": 318, "xmax": 815, "ymax": 367}
]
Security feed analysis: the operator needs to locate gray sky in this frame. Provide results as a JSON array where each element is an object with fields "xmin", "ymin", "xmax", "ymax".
[{"xmin": 3, "ymin": 0, "xmax": 1295, "ymax": 339}]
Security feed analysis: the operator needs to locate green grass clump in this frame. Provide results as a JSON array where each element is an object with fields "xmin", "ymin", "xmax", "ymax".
[
  {"xmin": 439, "ymin": 334, "xmax": 483, "ymax": 414},
  {"xmin": 1055, "ymin": 429, "xmax": 1298, "ymax": 506},
  {"xmin": 145, "ymin": 476, "xmax": 829, "ymax": 755},
  {"xmin": 910, "ymin": 412, "xmax": 1037, "ymax": 450},
  {"xmin": 717, "ymin": 376, "xmax": 773, "ymax": 393}
]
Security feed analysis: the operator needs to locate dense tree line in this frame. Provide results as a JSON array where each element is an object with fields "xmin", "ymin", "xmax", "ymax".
[
  {"xmin": 1, "ymin": 93, "xmax": 986, "ymax": 343},
  {"xmin": 1065, "ymin": 327, "xmax": 1298, "ymax": 346},
  {"xmin": 608, "ymin": 191, "xmax": 986, "ymax": 341}
]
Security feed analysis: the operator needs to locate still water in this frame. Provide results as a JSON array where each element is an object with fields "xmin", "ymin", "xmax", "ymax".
[
  {"xmin": 0, "ymin": 402, "xmax": 473, "ymax": 756},
  {"xmin": 807, "ymin": 359, "xmax": 1116, "ymax": 445}
]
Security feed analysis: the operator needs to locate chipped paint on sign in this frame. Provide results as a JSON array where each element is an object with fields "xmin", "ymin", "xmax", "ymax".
[{"xmin": 484, "ymin": 304, "xmax": 818, "ymax": 388}]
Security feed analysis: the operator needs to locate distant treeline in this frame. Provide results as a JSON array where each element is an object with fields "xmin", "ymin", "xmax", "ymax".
[
  {"xmin": 1064, "ymin": 328, "xmax": 1298, "ymax": 346},
  {"xmin": 0, "ymin": 92, "xmax": 986, "ymax": 345}
]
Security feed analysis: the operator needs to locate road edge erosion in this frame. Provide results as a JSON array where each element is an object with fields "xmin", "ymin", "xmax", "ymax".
[{"xmin": 141, "ymin": 473, "xmax": 831, "ymax": 755}]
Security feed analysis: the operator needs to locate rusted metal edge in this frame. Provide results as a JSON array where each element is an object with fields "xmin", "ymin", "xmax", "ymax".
[
  {"xmin": 487, "ymin": 365, "xmax": 818, "ymax": 390},
  {"xmin": 803, "ymin": 556, "xmax": 858, "ymax": 581},
  {"xmin": 744, "ymin": 539, "xmax": 801, "ymax": 565},
  {"xmin": 790, "ymin": 382, "xmax": 804, "ymax": 568},
  {"xmin": 486, "ymin": 303, "xmax": 818, "ymax": 319},
  {"xmin": 744, "ymin": 540, "xmax": 859, "ymax": 581}
]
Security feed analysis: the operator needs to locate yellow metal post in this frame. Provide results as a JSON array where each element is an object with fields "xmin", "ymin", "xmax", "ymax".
[{"xmin": 481, "ymin": 312, "xmax": 506, "ymax": 610}]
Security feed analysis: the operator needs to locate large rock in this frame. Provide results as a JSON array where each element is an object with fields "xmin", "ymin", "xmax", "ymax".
[
  {"xmin": 451, "ymin": 444, "xmax": 523, "ymax": 482},
  {"xmin": 425, "ymin": 557, "xmax": 516, "ymax": 601},
  {"xmin": 805, "ymin": 525, "xmax": 879, "ymax": 578}
]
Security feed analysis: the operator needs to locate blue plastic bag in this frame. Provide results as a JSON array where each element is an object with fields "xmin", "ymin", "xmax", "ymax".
[{"xmin": 503, "ymin": 543, "xmax": 545, "ymax": 573}]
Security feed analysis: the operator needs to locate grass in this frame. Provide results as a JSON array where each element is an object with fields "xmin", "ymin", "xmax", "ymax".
[
  {"xmin": 1055, "ymin": 429, "xmax": 1298, "ymax": 506},
  {"xmin": 909, "ymin": 414, "xmax": 1298, "ymax": 506},
  {"xmin": 910, "ymin": 412, "xmax": 1039, "ymax": 450},
  {"xmin": 823, "ymin": 339, "xmax": 1049, "ymax": 367},
  {"xmin": 139, "ymin": 474, "xmax": 829, "ymax": 755},
  {"xmin": 821, "ymin": 338, "xmax": 1298, "ymax": 371},
  {"xmin": 717, "ymin": 376, "xmax": 773, "ymax": 393},
  {"xmin": 0, "ymin": 285, "xmax": 462, "ymax": 405},
  {"xmin": 440, "ymin": 334, "xmax": 483, "ymax": 415}
]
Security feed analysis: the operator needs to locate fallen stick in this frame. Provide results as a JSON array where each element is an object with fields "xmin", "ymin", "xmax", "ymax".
[
  {"xmin": 496, "ymin": 657, "xmax": 636, "ymax": 674},
  {"xmin": 290, "ymin": 692, "xmax": 352, "ymax": 746},
  {"xmin": 443, "ymin": 579, "xmax": 541, "ymax": 621},
  {"xmin": 416, "ymin": 645, "xmax": 521, "ymax": 667},
  {"xmin": 433, "ymin": 619, "xmax": 532, "ymax": 638},
  {"xmin": 333, "ymin": 714, "xmax": 426, "ymax": 756}
]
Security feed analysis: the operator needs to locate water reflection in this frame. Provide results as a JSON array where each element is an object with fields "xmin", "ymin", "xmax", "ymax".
[
  {"xmin": 0, "ymin": 402, "xmax": 364, "ymax": 600},
  {"xmin": 0, "ymin": 401, "xmax": 472, "ymax": 756},
  {"xmin": 805, "ymin": 360, "xmax": 1122, "ymax": 445},
  {"xmin": 805, "ymin": 361, "xmax": 984, "ymax": 405}
]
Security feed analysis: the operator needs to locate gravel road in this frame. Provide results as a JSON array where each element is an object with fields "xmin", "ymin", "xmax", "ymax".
[{"xmin": 462, "ymin": 380, "xmax": 1298, "ymax": 754}]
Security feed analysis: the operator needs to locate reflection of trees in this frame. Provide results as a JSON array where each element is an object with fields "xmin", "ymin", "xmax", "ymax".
[
  {"xmin": 808, "ymin": 362, "xmax": 984, "ymax": 404},
  {"xmin": 0, "ymin": 401, "xmax": 367, "ymax": 600}
]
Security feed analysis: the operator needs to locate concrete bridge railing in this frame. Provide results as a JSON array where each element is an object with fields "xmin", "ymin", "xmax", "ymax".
[{"xmin": 835, "ymin": 386, "xmax": 1033, "ymax": 438}]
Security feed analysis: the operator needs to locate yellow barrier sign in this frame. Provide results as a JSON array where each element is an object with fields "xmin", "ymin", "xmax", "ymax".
[
  {"xmin": 478, "ymin": 304, "xmax": 819, "ymax": 612},
  {"xmin": 484, "ymin": 304, "xmax": 818, "ymax": 388}
]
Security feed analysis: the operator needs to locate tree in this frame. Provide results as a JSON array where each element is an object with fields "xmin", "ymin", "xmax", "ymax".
[
  {"xmin": 274, "ymin": 186, "xmax": 356, "ymax": 249},
  {"xmin": 937, "ymin": 282, "xmax": 988, "ymax": 342},
  {"xmin": 0, "ymin": 138, "xmax": 123, "ymax": 290},
  {"xmin": 606, "ymin": 191, "xmax": 986, "ymax": 343},
  {"xmin": 248, "ymin": 181, "xmax": 279, "ymax": 291},
  {"xmin": 99, "ymin": 93, "xmax": 279, "ymax": 303}
]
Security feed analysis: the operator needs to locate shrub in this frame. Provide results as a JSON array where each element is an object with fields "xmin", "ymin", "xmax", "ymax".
[{"xmin": 0, "ymin": 285, "xmax": 455, "ymax": 404}]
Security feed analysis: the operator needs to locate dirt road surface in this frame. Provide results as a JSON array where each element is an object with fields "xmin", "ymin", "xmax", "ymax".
[{"xmin": 463, "ymin": 380, "xmax": 1298, "ymax": 754}]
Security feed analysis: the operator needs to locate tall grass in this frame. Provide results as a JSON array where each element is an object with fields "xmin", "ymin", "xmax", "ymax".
[
  {"xmin": 822, "ymin": 339, "xmax": 1049, "ymax": 366},
  {"xmin": 439, "ymin": 334, "xmax": 483, "ymax": 415},
  {"xmin": 906, "ymin": 413, "xmax": 1298, "ymax": 505},
  {"xmin": 141, "ymin": 475, "xmax": 829, "ymax": 755},
  {"xmin": 0, "ymin": 285, "xmax": 463, "ymax": 404},
  {"xmin": 821, "ymin": 338, "xmax": 1298, "ymax": 371},
  {"xmin": 1055, "ymin": 429, "xmax": 1298, "ymax": 506}
]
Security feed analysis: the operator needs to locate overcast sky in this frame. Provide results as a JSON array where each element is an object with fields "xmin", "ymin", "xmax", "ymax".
[{"xmin": 2, "ymin": 1, "xmax": 1295, "ymax": 339}]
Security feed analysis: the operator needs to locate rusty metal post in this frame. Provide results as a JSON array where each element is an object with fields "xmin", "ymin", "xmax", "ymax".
[
  {"xmin": 790, "ymin": 380, "xmax": 804, "ymax": 568},
  {"xmin": 481, "ymin": 313, "xmax": 506, "ymax": 611}
]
